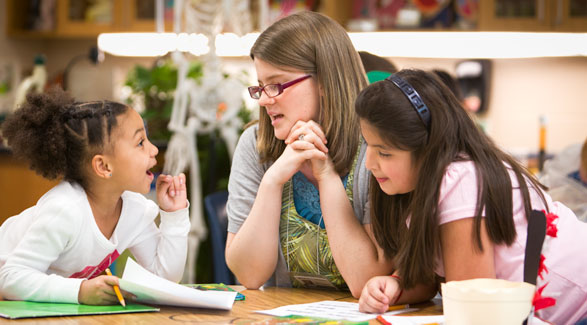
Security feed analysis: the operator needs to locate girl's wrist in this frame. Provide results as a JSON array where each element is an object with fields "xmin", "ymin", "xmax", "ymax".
[{"xmin": 390, "ymin": 274, "xmax": 403, "ymax": 305}]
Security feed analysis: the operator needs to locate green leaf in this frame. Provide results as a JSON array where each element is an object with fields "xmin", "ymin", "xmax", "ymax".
[{"xmin": 187, "ymin": 62, "xmax": 203, "ymax": 80}]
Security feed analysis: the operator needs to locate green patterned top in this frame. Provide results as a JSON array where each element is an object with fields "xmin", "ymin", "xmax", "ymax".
[{"xmin": 279, "ymin": 146, "xmax": 360, "ymax": 289}]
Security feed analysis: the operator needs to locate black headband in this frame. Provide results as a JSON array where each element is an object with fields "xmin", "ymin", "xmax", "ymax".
[{"xmin": 386, "ymin": 75, "xmax": 431, "ymax": 130}]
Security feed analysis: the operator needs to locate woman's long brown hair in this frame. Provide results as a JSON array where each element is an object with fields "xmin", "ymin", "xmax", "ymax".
[
  {"xmin": 250, "ymin": 11, "xmax": 367, "ymax": 174},
  {"xmin": 355, "ymin": 69, "xmax": 548, "ymax": 289}
]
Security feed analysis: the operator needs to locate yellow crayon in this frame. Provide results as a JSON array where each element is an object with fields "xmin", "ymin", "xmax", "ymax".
[{"xmin": 387, "ymin": 303, "xmax": 409, "ymax": 311}]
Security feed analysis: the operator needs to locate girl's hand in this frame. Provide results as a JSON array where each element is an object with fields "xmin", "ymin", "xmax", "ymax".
[
  {"xmin": 359, "ymin": 276, "xmax": 401, "ymax": 314},
  {"xmin": 284, "ymin": 120, "xmax": 329, "ymax": 154},
  {"xmin": 156, "ymin": 173, "xmax": 187, "ymax": 212},
  {"xmin": 78, "ymin": 275, "xmax": 134, "ymax": 305}
]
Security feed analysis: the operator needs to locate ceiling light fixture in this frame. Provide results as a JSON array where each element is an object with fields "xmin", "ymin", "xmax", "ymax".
[{"xmin": 98, "ymin": 32, "xmax": 587, "ymax": 58}]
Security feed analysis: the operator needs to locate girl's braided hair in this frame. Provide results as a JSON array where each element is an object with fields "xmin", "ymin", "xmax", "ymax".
[{"xmin": 2, "ymin": 87, "xmax": 129, "ymax": 189}]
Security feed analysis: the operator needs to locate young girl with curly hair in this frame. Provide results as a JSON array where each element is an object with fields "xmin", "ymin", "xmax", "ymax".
[{"xmin": 0, "ymin": 89, "xmax": 189, "ymax": 305}]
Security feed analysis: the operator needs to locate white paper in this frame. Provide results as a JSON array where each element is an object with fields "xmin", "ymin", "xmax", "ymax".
[
  {"xmin": 256, "ymin": 300, "xmax": 414, "ymax": 322},
  {"xmin": 119, "ymin": 258, "xmax": 237, "ymax": 310}
]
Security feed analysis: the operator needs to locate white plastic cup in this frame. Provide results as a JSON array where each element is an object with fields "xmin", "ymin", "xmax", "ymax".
[{"xmin": 441, "ymin": 278, "xmax": 535, "ymax": 325}]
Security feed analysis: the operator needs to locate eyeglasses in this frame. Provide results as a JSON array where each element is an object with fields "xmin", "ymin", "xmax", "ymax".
[{"xmin": 248, "ymin": 74, "xmax": 312, "ymax": 100}]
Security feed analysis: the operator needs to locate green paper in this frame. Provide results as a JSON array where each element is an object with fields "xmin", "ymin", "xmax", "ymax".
[
  {"xmin": 186, "ymin": 283, "xmax": 245, "ymax": 301},
  {"xmin": 0, "ymin": 301, "xmax": 159, "ymax": 319}
]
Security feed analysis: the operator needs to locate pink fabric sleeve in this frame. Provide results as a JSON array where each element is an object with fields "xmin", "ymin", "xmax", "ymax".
[{"xmin": 438, "ymin": 161, "xmax": 484, "ymax": 225}]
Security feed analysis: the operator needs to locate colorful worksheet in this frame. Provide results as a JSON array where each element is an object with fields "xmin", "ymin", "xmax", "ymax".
[
  {"xmin": 379, "ymin": 315, "xmax": 445, "ymax": 325},
  {"xmin": 119, "ymin": 258, "xmax": 237, "ymax": 310},
  {"xmin": 0, "ymin": 301, "xmax": 158, "ymax": 319},
  {"xmin": 237, "ymin": 315, "xmax": 368, "ymax": 324},
  {"xmin": 256, "ymin": 300, "xmax": 414, "ymax": 322}
]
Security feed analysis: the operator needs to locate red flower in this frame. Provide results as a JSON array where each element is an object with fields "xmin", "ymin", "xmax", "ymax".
[
  {"xmin": 533, "ymin": 283, "xmax": 556, "ymax": 311},
  {"xmin": 543, "ymin": 211, "xmax": 559, "ymax": 238},
  {"xmin": 538, "ymin": 254, "xmax": 549, "ymax": 280}
]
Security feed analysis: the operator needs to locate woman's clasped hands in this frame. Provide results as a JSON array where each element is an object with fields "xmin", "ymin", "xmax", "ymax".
[{"xmin": 274, "ymin": 120, "xmax": 334, "ymax": 183}]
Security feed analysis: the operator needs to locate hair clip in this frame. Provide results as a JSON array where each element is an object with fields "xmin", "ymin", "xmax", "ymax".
[{"xmin": 386, "ymin": 75, "xmax": 431, "ymax": 130}]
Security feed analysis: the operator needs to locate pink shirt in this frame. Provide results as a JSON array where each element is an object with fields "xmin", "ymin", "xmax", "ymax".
[{"xmin": 435, "ymin": 161, "xmax": 587, "ymax": 324}]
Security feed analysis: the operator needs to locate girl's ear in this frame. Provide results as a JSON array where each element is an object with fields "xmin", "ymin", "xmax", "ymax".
[{"xmin": 92, "ymin": 154, "xmax": 112, "ymax": 178}]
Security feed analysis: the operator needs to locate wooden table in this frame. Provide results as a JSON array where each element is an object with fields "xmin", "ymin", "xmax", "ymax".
[{"xmin": 0, "ymin": 286, "xmax": 442, "ymax": 324}]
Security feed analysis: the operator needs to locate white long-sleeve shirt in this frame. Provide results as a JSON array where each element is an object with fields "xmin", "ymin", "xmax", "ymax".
[{"xmin": 0, "ymin": 181, "xmax": 190, "ymax": 304}]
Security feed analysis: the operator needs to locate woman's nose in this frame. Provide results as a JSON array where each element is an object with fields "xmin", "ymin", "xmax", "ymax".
[{"xmin": 257, "ymin": 90, "xmax": 274, "ymax": 106}]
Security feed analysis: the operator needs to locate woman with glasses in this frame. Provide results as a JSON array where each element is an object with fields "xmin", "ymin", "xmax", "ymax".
[{"xmin": 224, "ymin": 11, "xmax": 392, "ymax": 297}]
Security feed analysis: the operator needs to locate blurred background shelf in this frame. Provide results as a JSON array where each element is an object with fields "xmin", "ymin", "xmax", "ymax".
[
  {"xmin": 6, "ymin": 0, "xmax": 174, "ymax": 39},
  {"xmin": 7, "ymin": 0, "xmax": 586, "ymax": 40},
  {"xmin": 479, "ymin": 0, "xmax": 587, "ymax": 31},
  {"xmin": 321, "ymin": 0, "xmax": 587, "ymax": 33}
]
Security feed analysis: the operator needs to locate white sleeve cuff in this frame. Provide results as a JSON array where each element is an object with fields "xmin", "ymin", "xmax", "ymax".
[
  {"xmin": 158, "ymin": 201, "xmax": 190, "ymax": 236},
  {"xmin": 47, "ymin": 276, "xmax": 85, "ymax": 304}
]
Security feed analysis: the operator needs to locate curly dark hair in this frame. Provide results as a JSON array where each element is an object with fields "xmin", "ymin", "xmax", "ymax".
[{"xmin": 2, "ymin": 88, "xmax": 129, "ymax": 189}]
